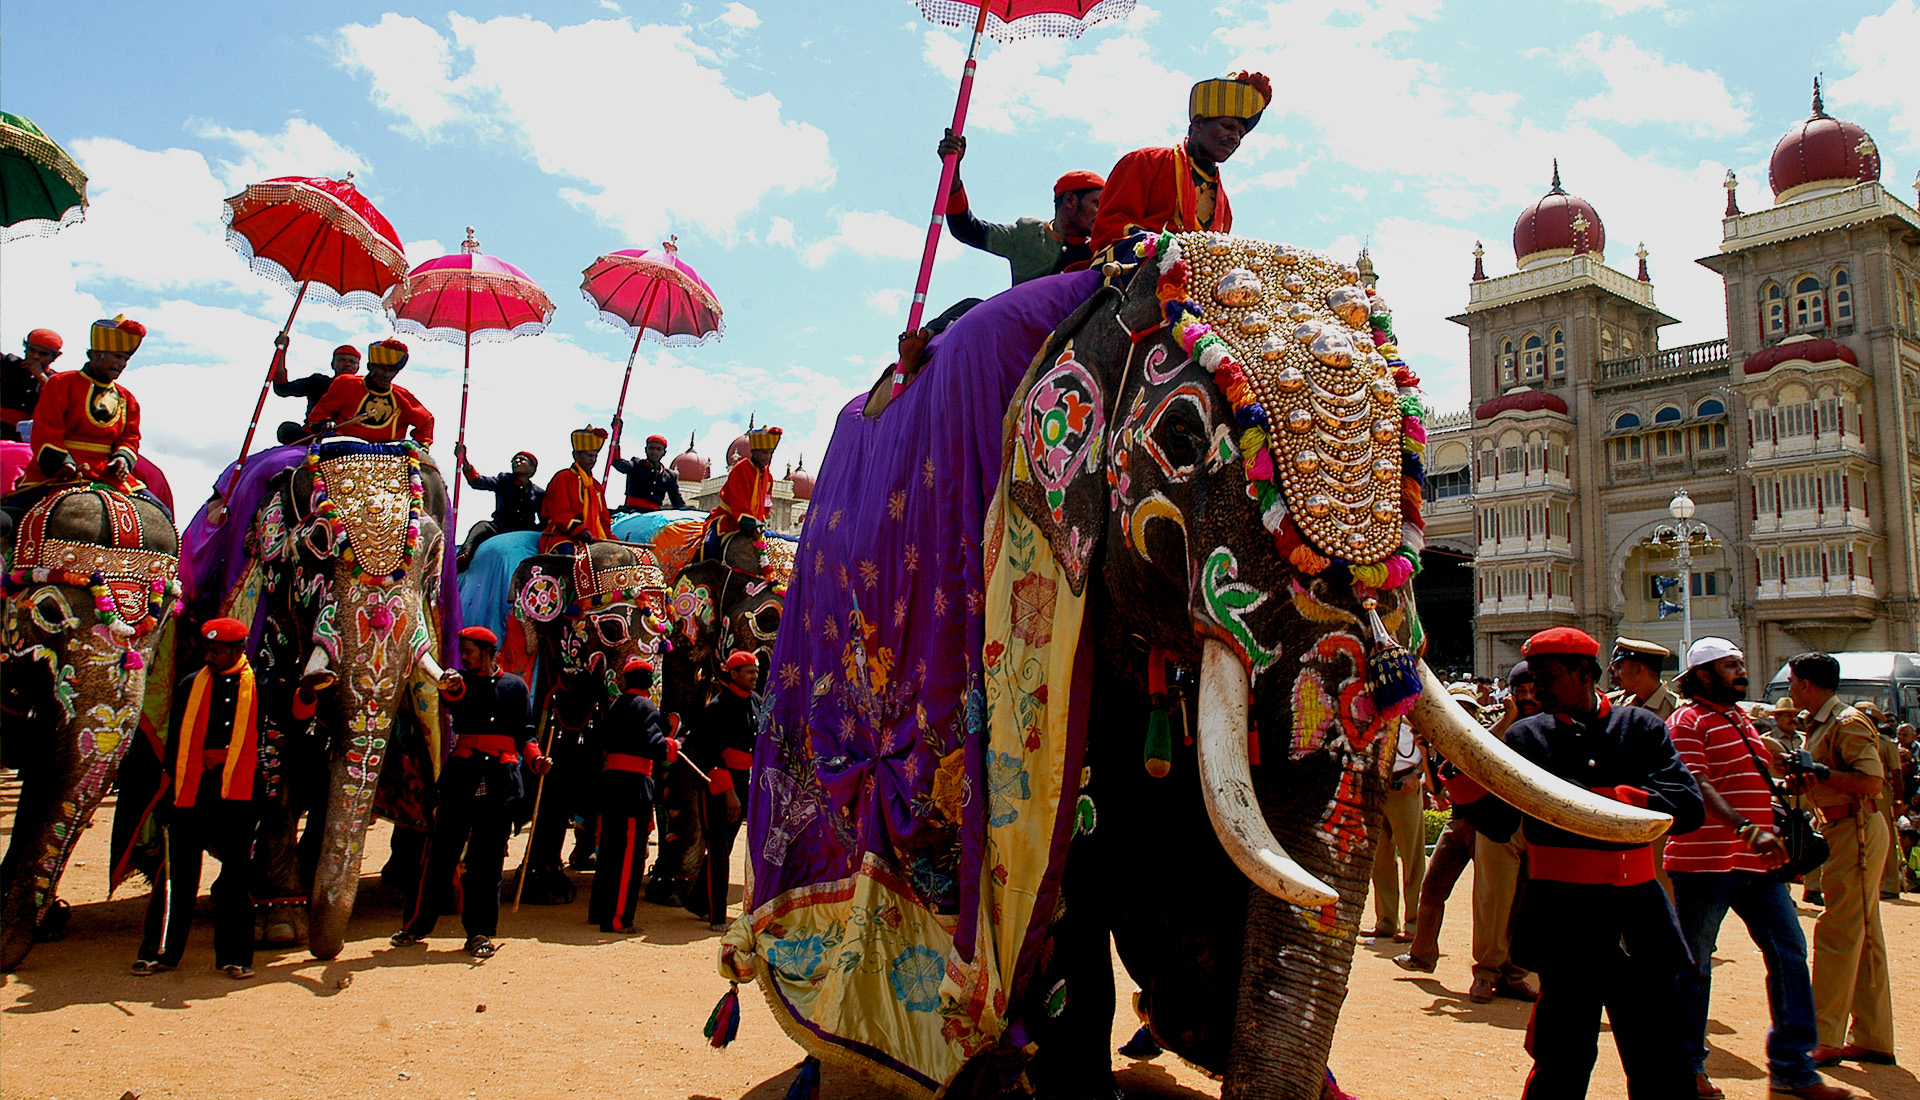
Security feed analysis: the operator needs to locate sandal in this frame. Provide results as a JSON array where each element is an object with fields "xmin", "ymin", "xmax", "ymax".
[
  {"xmin": 389, "ymin": 930, "xmax": 425, "ymax": 948},
  {"xmin": 131, "ymin": 959, "xmax": 172, "ymax": 976},
  {"xmin": 464, "ymin": 935, "xmax": 496, "ymax": 959},
  {"xmin": 221, "ymin": 964, "xmax": 256, "ymax": 980}
]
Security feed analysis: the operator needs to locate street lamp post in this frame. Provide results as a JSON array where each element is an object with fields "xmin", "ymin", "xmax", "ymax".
[{"xmin": 1651, "ymin": 488, "xmax": 1713, "ymax": 656}]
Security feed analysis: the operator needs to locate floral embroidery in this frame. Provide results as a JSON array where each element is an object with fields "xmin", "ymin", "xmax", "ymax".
[
  {"xmin": 889, "ymin": 945, "xmax": 944, "ymax": 1012},
  {"xmin": 768, "ymin": 934, "xmax": 825, "ymax": 981},
  {"xmin": 1008, "ymin": 572, "xmax": 1057, "ymax": 649},
  {"xmin": 985, "ymin": 748, "xmax": 1030, "ymax": 828}
]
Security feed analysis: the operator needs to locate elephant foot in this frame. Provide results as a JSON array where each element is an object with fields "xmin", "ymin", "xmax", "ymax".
[
  {"xmin": 256, "ymin": 902, "xmax": 309, "ymax": 946},
  {"xmin": 34, "ymin": 899, "xmax": 71, "ymax": 943}
]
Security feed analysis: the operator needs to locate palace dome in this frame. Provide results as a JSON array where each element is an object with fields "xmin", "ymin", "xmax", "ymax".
[
  {"xmin": 788, "ymin": 459, "xmax": 814, "ymax": 501},
  {"xmin": 670, "ymin": 432, "xmax": 710, "ymax": 482},
  {"xmin": 1742, "ymin": 336, "xmax": 1859, "ymax": 375},
  {"xmin": 1769, "ymin": 79, "xmax": 1881, "ymax": 204},
  {"xmin": 1513, "ymin": 161, "xmax": 1605, "ymax": 270},
  {"xmin": 1476, "ymin": 388, "xmax": 1569, "ymax": 420}
]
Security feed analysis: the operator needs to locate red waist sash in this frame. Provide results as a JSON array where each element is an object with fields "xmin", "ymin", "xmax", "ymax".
[
  {"xmin": 720, "ymin": 747, "xmax": 753, "ymax": 770},
  {"xmin": 457, "ymin": 734, "xmax": 523, "ymax": 761},
  {"xmin": 1530, "ymin": 843, "xmax": 1655, "ymax": 886},
  {"xmin": 605, "ymin": 753, "xmax": 654, "ymax": 775}
]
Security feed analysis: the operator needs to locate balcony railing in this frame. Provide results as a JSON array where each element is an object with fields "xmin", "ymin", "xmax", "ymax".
[{"xmin": 1595, "ymin": 338, "xmax": 1730, "ymax": 389}]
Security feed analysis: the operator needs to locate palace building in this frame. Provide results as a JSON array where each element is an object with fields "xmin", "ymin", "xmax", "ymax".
[{"xmin": 1416, "ymin": 81, "xmax": 1920, "ymax": 677}]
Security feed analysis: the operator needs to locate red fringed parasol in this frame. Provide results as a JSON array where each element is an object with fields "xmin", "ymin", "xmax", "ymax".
[
  {"xmin": 893, "ymin": 0, "xmax": 1135, "ymax": 397},
  {"xmin": 580, "ymin": 235, "xmax": 724, "ymax": 475},
  {"xmin": 220, "ymin": 173, "xmax": 409, "ymax": 482},
  {"xmin": 385, "ymin": 227, "xmax": 555, "ymax": 525}
]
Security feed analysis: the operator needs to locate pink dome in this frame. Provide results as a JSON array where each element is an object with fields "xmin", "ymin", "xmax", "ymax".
[
  {"xmin": 788, "ymin": 459, "xmax": 815, "ymax": 501},
  {"xmin": 1476, "ymin": 389, "xmax": 1569, "ymax": 420},
  {"xmin": 1513, "ymin": 161, "xmax": 1605, "ymax": 267},
  {"xmin": 1742, "ymin": 337, "xmax": 1859, "ymax": 375},
  {"xmin": 670, "ymin": 432, "xmax": 710, "ymax": 482},
  {"xmin": 1769, "ymin": 79, "xmax": 1880, "ymax": 203}
]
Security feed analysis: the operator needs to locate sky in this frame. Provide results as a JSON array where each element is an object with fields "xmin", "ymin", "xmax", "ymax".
[{"xmin": 3, "ymin": 0, "xmax": 1917, "ymax": 514}]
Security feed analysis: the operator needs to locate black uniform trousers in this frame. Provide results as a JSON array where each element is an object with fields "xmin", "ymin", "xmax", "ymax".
[
  {"xmin": 1519, "ymin": 879, "xmax": 1696, "ymax": 1100},
  {"xmin": 138, "ymin": 772, "xmax": 259, "ymax": 968},
  {"xmin": 699, "ymin": 771, "xmax": 748, "ymax": 923},
  {"xmin": 588, "ymin": 775, "xmax": 654, "ymax": 931},
  {"xmin": 402, "ymin": 755, "xmax": 514, "ymax": 939}
]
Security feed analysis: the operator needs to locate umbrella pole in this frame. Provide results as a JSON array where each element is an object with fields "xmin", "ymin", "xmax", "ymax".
[
  {"xmin": 893, "ymin": 1, "xmax": 991, "ymax": 400},
  {"xmin": 453, "ymin": 329, "xmax": 471, "ymax": 527},
  {"xmin": 602, "ymin": 328, "xmax": 646, "ymax": 481},
  {"xmin": 226, "ymin": 279, "xmax": 310, "ymax": 496}
]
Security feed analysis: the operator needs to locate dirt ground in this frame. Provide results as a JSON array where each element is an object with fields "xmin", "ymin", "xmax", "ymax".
[{"xmin": 3, "ymin": 778, "xmax": 1915, "ymax": 1100}]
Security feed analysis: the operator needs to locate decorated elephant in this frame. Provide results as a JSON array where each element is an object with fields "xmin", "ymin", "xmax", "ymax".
[
  {"xmin": 499, "ymin": 540, "xmax": 669, "ymax": 900},
  {"xmin": 234, "ymin": 439, "xmax": 453, "ymax": 960},
  {"xmin": 1, "ymin": 484, "xmax": 181, "ymax": 970},
  {"xmin": 644, "ymin": 529, "xmax": 787, "ymax": 909},
  {"xmin": 719, "ymin": 236, "xmax": 1671, "ymax": 1099}
]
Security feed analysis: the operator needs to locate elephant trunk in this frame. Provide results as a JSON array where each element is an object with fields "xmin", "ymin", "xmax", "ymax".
[{"xmin": 307, "ymin": 694, "xmax": 396, "ymax": 960}]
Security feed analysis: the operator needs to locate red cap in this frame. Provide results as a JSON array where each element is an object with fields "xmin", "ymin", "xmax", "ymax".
[
  {"xmin": 722, "ymin": 650, "xmax": 757, "ymax": 671},
  {"xmin": 458, "ymin": 625, "xmax": 499, "ymax": 647},
  {"xmin": 512, "ymin": 450, "xmax": 538, "ymax": 467},
  {"xmin": 332, "ymin": 344, "xmax": 362, "ymax": 360},
  {"xmin": 1521, "ymin": 627, "xmax": 1600, "ymax": 659},
  {"xmin": 1053, "ymin": 170, "xmax": 1106, "ymax": 196},
  {"xmin": 25, "ymin": 328, "xmax": 62, "ymax": 352},
  {"xmin": 623, "ymin": 656, "xmax": 655, "ymax": 674},
  {"xmin": 645, "ymin": 434, "xmax": 669, "ymax": 448},
  {"xmin": 202, "ymin": 617, "xmax": 248, "ymax": 643}
]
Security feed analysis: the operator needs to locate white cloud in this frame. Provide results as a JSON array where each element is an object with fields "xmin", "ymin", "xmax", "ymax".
[
  {"xmin": 1828, "ymin": 0, "xmax": 1920, "ymax": 149},
  {"xmin": 865, "ymin": 288, "xmax": 910, "ymax": 314},
  {"xmin": 718, "ymin": 3, "xmax": 760, "ymax": 30},
  {"xmin": 765, "ymin": 216, "xmax": 796, "ymax": 247},
  {"xmin": 1562, "ymin": 34, "xmax": 1751, "ymax": 139},
  {"xmin": 336, "ymin": 14, "xmax": 464, "ymax": 137},
  {"xmin": 334, "ymin": 14, "xmax": 834, "ymax": 244},
  {"xmin": 191, "ymin": 117, "xmax": 365, "ymax": 192},
  {"xmin": 1580, "ymin": 0, "xmax": 1666, "ymax": 12},
  {"xmin": 800, "ymin": 210, "xmax": 922, "ymax": 267}
]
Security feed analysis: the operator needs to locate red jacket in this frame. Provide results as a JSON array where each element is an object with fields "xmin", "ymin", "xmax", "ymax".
[
  {"xmin": 712, "ymin": 458, "xmax": 772, "ymax": 535},
  {"xmin": 1088, "ymin": 144, "xmax": 1232, "ymax": 256},
  {"xmin": 539, "ymin": 463, "xmax": 612, "ymax": 552},
  {"xmin": 306, "ymin": 375, "xmax": 434, "ymax": 446},
  {"xmin": 19, "ymin": 369, "xmax": 143, "ymax": 490}
]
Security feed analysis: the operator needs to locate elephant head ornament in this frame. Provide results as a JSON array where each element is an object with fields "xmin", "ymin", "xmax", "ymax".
[{"xmin": 1, "ymin": 486, "xmax": 181, "ymax": 970}]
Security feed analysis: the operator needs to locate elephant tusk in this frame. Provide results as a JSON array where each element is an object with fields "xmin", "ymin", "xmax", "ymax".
[
  {"xmin": 417, "ymin": 653, "xmax": 446, "ymax": 682},
  {"xmin": 1410, "ymin": 661, "xmax": 1671, "ymax": 845},
  {"xmin": 1196, "ymin": 639, "xmax": 1340, "ymax": 908},
  {"xmin": 303, "ymin": 647, "xmax": 333, "ymax": 679}
]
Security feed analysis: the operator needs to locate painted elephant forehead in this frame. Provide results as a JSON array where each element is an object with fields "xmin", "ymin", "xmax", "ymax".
[
  {"xmin": 315, "ymin": 450, "xmax": 418, "ymax": 576},
  {"xmin": 744, "ymin": 271, "xmax": 1099, "ymax": 1092},
  {"xmin": 1178, "ymin": 234, "xmax": 1407, "ymax": 564}
]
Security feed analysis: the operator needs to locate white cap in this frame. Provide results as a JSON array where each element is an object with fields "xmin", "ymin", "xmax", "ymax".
[{"xmin": 1684, "ymin": 636, "xmax": 1743, "ymax": 672}]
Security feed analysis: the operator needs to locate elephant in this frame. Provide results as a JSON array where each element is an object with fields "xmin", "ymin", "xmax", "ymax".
[
  {"xmin": 499, "ymin": 540, "xmax": 669, "ymax": 900},
  {"xmin": 1, "ymin": 484, "xmax": 181, "ymax": 970},
  {"xmin": 239, "ymin": 439, "xmax": 453, "ymax": 960},
  {"xmin": 644, "ymin": 530, "xmax": 786, "ymax": 910},
  {"xmin": 719, "ymin": 237, "xmax": 1671, "ymax": 1099}
]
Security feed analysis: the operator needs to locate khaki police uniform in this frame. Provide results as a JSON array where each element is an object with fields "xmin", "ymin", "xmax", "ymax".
[{"xmin": 1803, "ymin": 696, "xmax": 1895, "ymax": 1052}]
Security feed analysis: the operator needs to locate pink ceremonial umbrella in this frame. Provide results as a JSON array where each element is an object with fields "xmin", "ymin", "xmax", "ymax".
[
  {"xmin": 895, "ymin": 0, "xmax": 1135, "ymax": 397},
  {"xmin": 384, "ymin": 227, "xmax": 555, "ymax": 524},
  {"xmin": 580, "ymin": 235, "xmax": 724, "ymax": 476}
]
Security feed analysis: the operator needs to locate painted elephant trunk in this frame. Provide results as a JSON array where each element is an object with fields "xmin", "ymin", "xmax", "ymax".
[{"xmin": 306, "ymin": 685, "xmax": 398, "ymax": 960}]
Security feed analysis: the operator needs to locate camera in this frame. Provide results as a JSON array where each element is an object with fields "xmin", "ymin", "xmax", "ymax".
[{"xmin": 1779, "ymin": 748, "xmax": 1831, "ymax": 783}]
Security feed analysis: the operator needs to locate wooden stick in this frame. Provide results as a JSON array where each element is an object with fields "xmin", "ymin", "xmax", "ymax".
[{"xmin": 511, "ymin": 686, "xmax": 557, "ymax": 913}]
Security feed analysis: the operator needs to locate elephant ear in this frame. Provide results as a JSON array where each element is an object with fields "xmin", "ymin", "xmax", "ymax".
[{"xmin": 1007, "ymin": 339, "xmax": 1109, "ymax": 596}]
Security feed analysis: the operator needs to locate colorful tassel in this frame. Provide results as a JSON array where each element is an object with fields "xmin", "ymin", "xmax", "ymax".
[
  {"xmin": 1361, "ymin": 595, "xmax": 1421, "ymax": 717},
  {"xmin": 704, "ymin": 983, "xmax": 740, "ymax": 1048},
  {"xmin": 782, "ymin": 1056, "xmax": 821, "ymax": 1100},
  {"xmin": 1144, "ymin": 648, "xmax": 1173, "ymax": 779}
]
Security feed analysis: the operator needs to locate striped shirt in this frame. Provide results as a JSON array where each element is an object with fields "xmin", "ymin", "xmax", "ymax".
[{"xmin": 1665, "ymin": 698, "xmax": 1775, "ymax": 874}]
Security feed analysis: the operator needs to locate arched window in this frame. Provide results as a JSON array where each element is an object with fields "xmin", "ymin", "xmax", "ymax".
[
  {"xmin": 1521, "ymin": 333, "xmax": 1545, "ymax": 380},
  {"xmin": 1550, "ymin": 327, "xmax": 1567, "ymax": 376},
  {"xmin": 1765, "ymin": 281, "xmax": 1786, "ymax": 337},
  {"xmin": 1654, "ymin": 406, "xmax": 1682, "ymax": 424},
  {"xmin": 1650, "ymin": 406, "xmax": 1683, "ymax": 457},
  {"xmin": 1695, "ymin": 398, "xmax": 1725, "ymax": 417},
  {"xmin": 1611, "ymin": 412, "xmax": 1642, "ymax": 463},
  {"xmin": 1601, "ymin": 326, "xmax": 1616, "ymax": 358},
  {"xmin": 1614, "ymin": 411, "xmax": 1642, "ymax": 430},
  {"xmin": 1833, "ymin": 268, "xmax": 1853, "ymax": 324},
  {"xmin": 1622, "ymin": 332, "xmax": 1636, "ymax": 356},
  {"xmin": 1793, "ymin": 275, "xmax": 1825, "ymax": 330},
  {"xmin": 1695, "ymin": 398, "xmax": 1727, "ymax": 451}
]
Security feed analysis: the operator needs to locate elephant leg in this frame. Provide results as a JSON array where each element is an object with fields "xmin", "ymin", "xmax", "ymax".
[
  {"xmin": 0, "ymin": 704, "xmax": 73, "ymax": 970},
  {"xmin": 1024, "ymin": 840, "xmax": 1118, "ymax": 1100},
  {"xmin": 251, "ymin": 785, "xmax": 309, "ymax": 945},
  {"xmin": 308, "ymin": 730, "xmax": 390, "ymax": 961}
]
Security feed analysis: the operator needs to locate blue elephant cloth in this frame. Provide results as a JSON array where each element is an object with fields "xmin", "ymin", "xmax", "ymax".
[{"xmin": 742, "ymin": 271, "xmax": 1099, "ymax": 1089}]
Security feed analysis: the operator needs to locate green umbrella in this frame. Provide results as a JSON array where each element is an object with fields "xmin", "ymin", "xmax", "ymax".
[{"xmin": 1, "ymin": 110, "xmax": 87, "ymax": 242}]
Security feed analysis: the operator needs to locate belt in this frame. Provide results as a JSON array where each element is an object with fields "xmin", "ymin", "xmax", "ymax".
[
  {"xmin": 457, "ymin": 734, "xmax": 523, "ymax": 762},
  {"xmin": 720, "ymin": 747, "xmax": 754, "ymax": 771},
  {"xmin": 1530, "ymin": 843, "xmax": 1655, "ymax": 886},
  {"xmin": 1818, "ymin": 800, "xmax": 1878, "ymax": 820},
  {"xmin": 605, "ymin": 752, "xmax": 654, "ymax": 776}
]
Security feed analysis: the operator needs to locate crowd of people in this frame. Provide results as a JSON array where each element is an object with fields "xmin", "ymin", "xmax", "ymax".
[{"xmin": 1394, "ymin": 631, "xmax": 1911, "ymax": 1099}]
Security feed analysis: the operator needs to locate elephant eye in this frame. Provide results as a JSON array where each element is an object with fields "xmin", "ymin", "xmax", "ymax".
[
  {"xmin": 593, "ymin": 614, "xmax": 631, "ymax": 647},
  {"xmin": 1156, "ymin": 409, "xmax": 1209, "ymax": 471},
  {"xmin": 752, "ymin": 603, "xmax": 782, "ymax": 639}
]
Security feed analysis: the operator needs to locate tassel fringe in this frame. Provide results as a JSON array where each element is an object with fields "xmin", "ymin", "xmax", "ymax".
[
  {"xmin": 1362, "ymin": 597, "xmax": 1421, "ymax": 719},
  {"xmin": 782, "ymin": 1056, "xmax": 821, "ymax": 1100},
  {"xmin": 704, "ymin": 983, "xmax": 740, "ymax": 1048}
]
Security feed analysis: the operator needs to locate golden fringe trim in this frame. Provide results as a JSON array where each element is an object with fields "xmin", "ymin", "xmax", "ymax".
[
  {"xmin": 0, "ymin": 118, "xmax": 87, "ymax": 194},
  {"xmin": 750, "ymin": 964, "xmax": 939, "ymax": 1100}
]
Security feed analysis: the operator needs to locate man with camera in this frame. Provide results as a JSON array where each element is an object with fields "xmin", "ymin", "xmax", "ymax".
[
  {"xmin": 1784, "ymin": 653, "xmax": 1896, "ymax": 1069},
  {"xmin": 1666, "ymin": 639, "xmax": 1848, "ymax": 1100}
]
